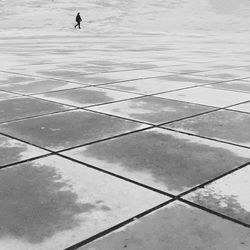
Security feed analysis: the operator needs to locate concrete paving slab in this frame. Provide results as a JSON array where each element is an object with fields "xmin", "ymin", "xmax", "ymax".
[
  {"xmin": 0, "ymin": 79, "xmax": 85, "ymax": 95},
  {"xmin": 79, "ymin": 201, "xmax": 250, "ymax": 250},
  {"xmin": 0, "ymin": 134, "xmax": 48, "ymax": 167},
  {"xmin": 228, "ymin": 102, "xmax": 250, "ymax": 113},
  {"xmin": 0, "ymin": 110, "xmax": 148, "ymax": 151},
  {"xmin": 204, "ymin": 80, "xmax": 250, "ymax": 94},
  {"xmin": 0, "ymin": 155, "xmax": 167, "ymax": 250},
  {"xmin": 63, "ymin": 128, "xmax": 250, "ymax": 195},
  {"xmin": 0, "ymin": 97, "xmax": 71, "ymax": 123},
  {"xmin": 156, "ymin": 87, "xmax": 250, "ymax": 108},
  {"xmin": 163, "ymin": 109, "xmax": 250, "ymax": 148},
  {"xmin": 34, "ymin": 87, "xmax": 140, "ymax": 107},
  {"xmin": 88, "ymin": 96, "xmax": 214, "ymax": 125},
  {"xmin": 99, "ymin": 77, "xmax": 198, "ymax": 95},
  {"xmin": 184, "ymin": 165, "xmax": 250, "ymax": 225}
]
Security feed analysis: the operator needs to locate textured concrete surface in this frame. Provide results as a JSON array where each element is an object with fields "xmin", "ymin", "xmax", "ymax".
[{"xmin": 1, "ymin": 22, "xmax": 250, "ymax": 250}]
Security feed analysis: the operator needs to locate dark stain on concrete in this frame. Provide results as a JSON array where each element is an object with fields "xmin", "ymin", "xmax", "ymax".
[
  {"xmin": 0, "ymin": 110, "xmax": 143, "ymax": 150},
  {"xmin": 189, "ymin": 192, "xmax": 250, "ymax": 225},
  {"xmin": 0, "ymin": 162, "xmax": 97, "ymax": 244},
  {"xmin": 83, "ymin": 129, "xmax": 250, "ymax": 192},
  {"xmin": 40, "ymin": 88, "xmax": 114, "ymax": 106},
  {"xmin": 81, "ymin": 202, "xmax": 250, "ymax": 250},
  {"xmin": 165, "ymin": 110, "xmax": 250, "ymax": 146},
  {"xmin": 0, "ymin": 135, "xmax": 31, "ymax": 166}
]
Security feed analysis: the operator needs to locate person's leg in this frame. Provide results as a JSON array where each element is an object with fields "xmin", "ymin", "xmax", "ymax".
[{"xmin": 78, "ymin": 22, "xmax": 81, "ymax": 29}]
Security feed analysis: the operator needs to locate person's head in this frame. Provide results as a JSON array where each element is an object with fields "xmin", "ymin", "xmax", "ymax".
[{"xmin": 77, "ymin": 12, "xmax": 80, "ymax": 15}]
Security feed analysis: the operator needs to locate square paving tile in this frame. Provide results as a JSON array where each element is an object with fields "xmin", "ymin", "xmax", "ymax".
[
  {"xmin": 0, "ymin": 134, "xmax": 48, "ymax": 167},
  {"xmin": 205, "ymin": 80, "xmax": 250, "ymax": 93},
  {"xmin": 184, "ymin": 165, "xmax": 250, "ymax": 225},
  {"xmin": 228, "ymin": 102, "xmax": 250, "ymax": 113},
  {"xmin": 63, "ymin": 128, "xmax": 250, "ymax": 195},
  {"xmin": 0, "ymin": 110, "xmax": 148, "ymax": 151},
  {"xmin": 88, "ymin": 96, "xmax": 214, "ymax": 124},
  {"xmin": 0, "ymin": 155, "xmax": 167, "ymax": 250},
  {"xmin": 163, "ymin": 109, "xmax": 250, "ymax": 147},
  {"xmin": 156, "ymin": 87, "xmax": 250, "ymax": 108},
  {"xmin": 0, "ymin": 97, "xmax": 71, "ymax": 123},
  {"xmin": 100, "ymin": 77, "xmax": 197, "ymax": 95},
  {"xmin": 34, "ymin": 87, "xmax": 140, "ymax": 107},
  {"xmin": 0, "ymin": 79, "xmax": 85, "ymax": 95},
  {"xmin": 0, "ymin": 91, "xmax": 19, "ymax": 100},
  {"xmin": 80, "ymin": 201, "xmax": 250, "ymax": 250}
]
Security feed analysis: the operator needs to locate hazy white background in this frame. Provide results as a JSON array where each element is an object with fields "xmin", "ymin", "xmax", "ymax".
[{"xmin": 0, "ymin": 0, "xmax": 250, "ymax": 35}]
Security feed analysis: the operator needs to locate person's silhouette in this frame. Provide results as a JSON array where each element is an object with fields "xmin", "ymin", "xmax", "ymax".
[{"xmin": 74, "ymin": 12, "xmax": 82, "ymax": 29}]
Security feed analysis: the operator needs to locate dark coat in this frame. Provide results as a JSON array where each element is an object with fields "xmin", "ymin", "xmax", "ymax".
[{"xmin": 76, "ymin": 14, "xmax": 82, "ymax": 23}]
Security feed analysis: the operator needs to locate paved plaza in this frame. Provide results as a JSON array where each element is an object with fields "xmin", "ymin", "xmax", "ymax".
[{"xmin": 0, "ymin": 32, "xmax": 250, "ymax": 249}]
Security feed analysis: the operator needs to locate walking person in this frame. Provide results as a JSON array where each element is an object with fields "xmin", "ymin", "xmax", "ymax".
[{"xmin": 74, "ymin": 12, "xmax": 82, "ymax": 29}]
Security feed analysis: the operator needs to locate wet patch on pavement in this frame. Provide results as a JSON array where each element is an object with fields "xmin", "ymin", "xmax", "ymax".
[
  {"xmin": 0, "ymin": 97, "xmax": 71, "ymax": 123},
  {"xmin": 88, "ymin": 96, "xmax": 214, "ymax": 124},
  {"xmin": 0, "ymin": 134, "xmax": 48, "ymax": 167},
  {"xmin": 0, "ymin": 110, "xmax": 148, "ymax": 151},
  {"xmin": 184, "ymin": 165, "xmax": 250, "ymax": 225},
  {"xmin": 35, "ymin": 87, "xmax": 140, "ymax": 107},
  {"xmin": 63, "ymin": 128, "xmax": 250, "ymax": 194},
  {"xmin": 163, "ymin": 109, "xmax": 250, "ymax": 147},
  {"xmin": 0, "ymin": 155, "xmax": 167, "ymax": 249}
]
